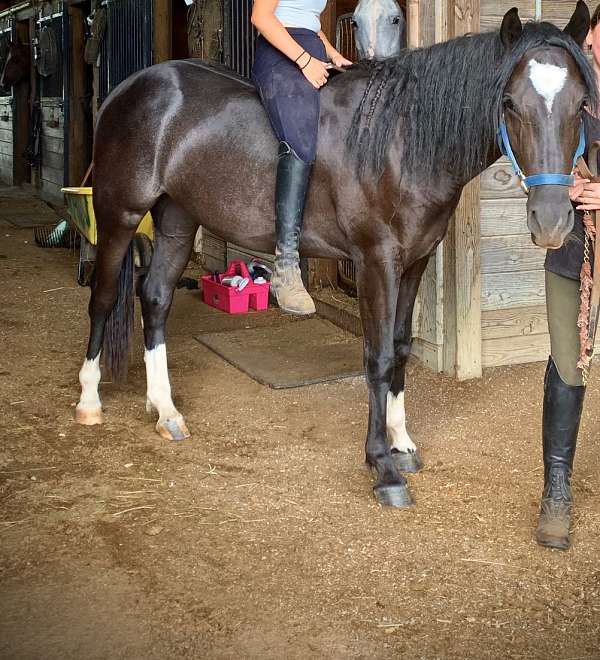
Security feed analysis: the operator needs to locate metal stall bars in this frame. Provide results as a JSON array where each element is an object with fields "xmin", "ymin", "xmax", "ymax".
[
  {"xmin": 98, "ymin": 0, "xmax": 153, "ymax": 106},
  {"xmin": 223, "ymin": 0, "xmax": 256, "ymax": 78}
]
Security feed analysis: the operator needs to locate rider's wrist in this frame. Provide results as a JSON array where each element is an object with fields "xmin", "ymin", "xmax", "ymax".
[
  {"xmin": 296, "ymin": 52, "xmax": 311, "ymax": 69},
  {"xmin": 294, "ymin": 49, "xmax": 307, "ymax": 65}
]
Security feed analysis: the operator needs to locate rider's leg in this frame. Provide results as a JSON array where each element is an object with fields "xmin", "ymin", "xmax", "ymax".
[
  {"xmin": 537, "ymin": 271, "xmax": 586, "ymax": 550},
  {"xmin": 270, "ymin": 141, "xmax": 315, "ymax": 315},
  {"xmin": 251, "ymin": 30, "xmax": 325, "ymax": 315}
]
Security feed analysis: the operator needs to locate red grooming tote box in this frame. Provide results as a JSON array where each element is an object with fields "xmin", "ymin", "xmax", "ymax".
[{"xmin": 200, "ymin": 260, "xmax": 270, "ymax": 314}]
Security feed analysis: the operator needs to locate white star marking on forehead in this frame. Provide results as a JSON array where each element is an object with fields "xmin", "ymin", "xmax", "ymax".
[{"xmin": 528, "ymin": 59, "xmax": 568, "ymax": 115}]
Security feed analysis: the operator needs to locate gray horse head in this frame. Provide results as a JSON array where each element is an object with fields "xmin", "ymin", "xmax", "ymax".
[{"xmin": 353, "ymin": 0, "xmax": 406, "ymax": 60}]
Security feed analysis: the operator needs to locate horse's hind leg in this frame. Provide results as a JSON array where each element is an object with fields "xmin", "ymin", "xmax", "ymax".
[
  {"xmin": 141, "ymin": 197, "xmax": 197, "ymax": 441},
  {"xmin": 76, "ymin": 220, "xmax": 139, "ymax": 425},
  {"xmin": 388, "ymin": 256, "xmax": 429, "ymax": 474}
]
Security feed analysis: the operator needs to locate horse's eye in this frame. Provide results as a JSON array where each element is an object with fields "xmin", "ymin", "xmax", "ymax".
[
  {"xmin": 392, "ymin": 16, "xmax": 401, "ymax": 25},
  {"xmin": 503, "ymin": 97, "xmax": 517, "ymax": 114},
  {"xmin": 351, "ymin": 19, "xmax": 357, "ymax": 28}
]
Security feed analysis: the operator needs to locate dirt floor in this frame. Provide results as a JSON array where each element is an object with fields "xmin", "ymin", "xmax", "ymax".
[{"xmin": 1, "ymin": 215, "xmax": 600, "ymax": 660}]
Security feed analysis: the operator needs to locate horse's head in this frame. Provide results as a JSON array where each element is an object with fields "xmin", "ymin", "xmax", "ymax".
[
  {"xmin": 352, "ymin": 0, "xmax": 406, "ymax": 60},
  {"xmin": 500, "ymin": 2, "xmax": 594, "ymax": 249},
  {"xmin": 1, "ymin": 41, "xmax": 30, "ymax": 89}
]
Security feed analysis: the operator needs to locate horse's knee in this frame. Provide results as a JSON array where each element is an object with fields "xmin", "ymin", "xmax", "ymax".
[{"xmin": 364, "ymin": 350, "xmax": 395, "ymax": 386}]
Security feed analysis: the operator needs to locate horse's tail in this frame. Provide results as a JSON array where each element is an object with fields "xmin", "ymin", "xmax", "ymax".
[{"xmin": 102, "ymin": 242, "xmax": 135, "ymax": 384}]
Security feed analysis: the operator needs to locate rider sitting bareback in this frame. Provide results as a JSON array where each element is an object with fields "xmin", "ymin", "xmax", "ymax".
[{"xmin": 250, "ymin": 0, "xmax": 352, "ymax": 315}]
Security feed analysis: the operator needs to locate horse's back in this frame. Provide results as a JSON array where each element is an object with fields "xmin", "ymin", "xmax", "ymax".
[{"xmin": 91, "ymin": 57, "xmax": 276, "ymax": 228}]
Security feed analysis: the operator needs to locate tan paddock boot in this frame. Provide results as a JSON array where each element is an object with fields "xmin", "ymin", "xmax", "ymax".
[{"xmin": 271, "ymin": 141, "xmax": 315, "ymax": 316}]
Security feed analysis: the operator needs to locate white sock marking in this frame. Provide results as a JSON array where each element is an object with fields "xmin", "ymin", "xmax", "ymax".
[
  {"xmin": 77, "ymin": 355, "xmax": 102, "ymax": 412},
  {"xmin": 145, "ymin": 344, "xmax": 179, "ymax": 422},
  {"xmin": 528, "ymin": 59, "xmax": 567, "ymax": 115},
  {"xmin": 386, "ymin": 391, "xmax": 417, "ymax": 453}
]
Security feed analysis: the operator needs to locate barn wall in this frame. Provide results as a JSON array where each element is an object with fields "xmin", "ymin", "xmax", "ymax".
[
  {"xmin": 0, "ymin": 96, "xmax": 13, "ymax": 184},
  {"xmin": 0, "ymin": 20, "xmax": 18, "ymax": 186},
  {"xmin": 478, "ymin": 1, "xmax": 595, "ymax": 368},
  {"xmin": 39, "ymin": 99, "xmax": 64, "ymax": 200}
]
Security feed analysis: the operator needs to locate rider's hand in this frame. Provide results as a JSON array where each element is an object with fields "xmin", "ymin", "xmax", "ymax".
[
  {"xmin": 576, "ymin": 181, "xmax": 600, "ymax": 211},
  {"xmin": 570, "ymin": 172, "xmax": 590, "ymax": 202},
  {"xmin": 299, "ymin": 56, "xmax": 329, "ymax": 89},
  {"xmin": 330, "ymin": 53, "xmax": 352, "ymax": 68}
]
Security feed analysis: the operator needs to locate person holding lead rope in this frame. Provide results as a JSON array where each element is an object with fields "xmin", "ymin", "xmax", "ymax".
[{"xmin": 538, "ymin": 3, "xmax": 600, "ymax": 550}]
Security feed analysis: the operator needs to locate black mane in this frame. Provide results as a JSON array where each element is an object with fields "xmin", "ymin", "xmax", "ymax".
[{"xmin": 346, "ymin": 21, "xmax": 598, "ymax": 182}]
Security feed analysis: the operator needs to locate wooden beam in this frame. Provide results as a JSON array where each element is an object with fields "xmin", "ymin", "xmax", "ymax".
[
  {"xmin": 67, "ymin": 6, "xmax": 90, "ymax": 186},
  {"xmin": 406, "ymin": 0, "xmax": 420, "ymax": 47},
  {"xmin": 321, "ymin": 0, "xmax": 337, "ymax": 42},
  {"xmin": 12, "ymin": 19, "xmax": 29, "ymax": 185},
  {"xmin": 443, "ymin": 0, "xmax": 482, "ymax": 380},
  {"xmin": 306, "ymin": 0, "xmax": 338, "ymax": 290},
  {"xmin": 153, "ymin": 0, "xmax": 171, "ymax": 64}
]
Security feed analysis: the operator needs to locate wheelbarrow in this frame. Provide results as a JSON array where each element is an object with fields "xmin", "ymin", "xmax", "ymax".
[{"xmin": 61, "ymin": 186, "xmax": 154, "ymax": 286}]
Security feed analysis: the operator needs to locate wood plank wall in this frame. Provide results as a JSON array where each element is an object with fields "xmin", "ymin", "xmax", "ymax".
[
  {"xmin": 408, "ymin": 0, "xmax": 446, "ymax": 372},
  {"xmin": 478, "ymin": 0, "xmax": 595, "ymax": 368},
  {"xmin": 39, "ymin": 99, "xmax": 64, "ymax": 201},
  {"xmin": 0, "ymin": 97, "xmax": 13, "ymax": 184}
]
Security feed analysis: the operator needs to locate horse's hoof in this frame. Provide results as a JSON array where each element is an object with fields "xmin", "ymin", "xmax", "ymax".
[
  {"xmin": 156, "ymin": 416, "xmax": 190, "ymax": 442},
  {"xmin": 391, "ymin": 449, "xmax": 423, "ymax": 473},
  {"xmin": 373, "ymin": 483, "xmax": 414, "ymax": 508},
  {"xmin": 75, "ymin": 405, "xmax": 103, "ymax": 426}
]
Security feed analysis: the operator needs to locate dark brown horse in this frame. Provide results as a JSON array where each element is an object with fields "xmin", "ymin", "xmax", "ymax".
[
  {"xmin": 0, "ymin": 41, "xmax": 30, "ymax": 88},
  {"xmin": 76, "ymin": 3, "xmax": 596, "ymax": 508}
]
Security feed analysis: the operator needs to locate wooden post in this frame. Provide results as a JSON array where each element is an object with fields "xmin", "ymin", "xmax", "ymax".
[
  {"xmin": 407, "ymin": 0, "xmax": 420, "ymax": 47},
  {"xmin": 28, "ymin": 15, "xmax": 38, "ymax": 189},
  {"xmin": 153, "ymin": 0, "xmax": 171, "ymax": 64},
  {"xmin": 67, "ymin": 6, "xmax": 89, "ymax": 186},
  {"xmin": 320, "ymin": 0, "xmax": 337, "ymax": 40},
  {"xmin": 443, "ymin": 0, "xmax": 482, "ymax": 379},
  {"xmin": 12, "ymin": 19, "xmax": 30, "ymax": 185},
  {"xmin": 307, "ymin": 0, "xmax": 339, "ymax": 291}
]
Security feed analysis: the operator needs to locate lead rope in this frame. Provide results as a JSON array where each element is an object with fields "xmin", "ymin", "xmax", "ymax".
[
  {"xmin": 578, "ymin": 212, "xmax": 595, "ymax": 384},
  {"xmin": 575, "ymin": 145, "xmax": 600, "ymax": 385}
]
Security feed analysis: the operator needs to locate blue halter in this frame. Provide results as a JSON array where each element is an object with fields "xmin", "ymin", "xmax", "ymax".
[{"xmin": 497, "ymin": 119, "xmax": 586, "ymax": 194}]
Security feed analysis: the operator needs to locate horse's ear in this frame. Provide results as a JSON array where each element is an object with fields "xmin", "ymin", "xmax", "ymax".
[
  {"xmin": 500, "ymin": 7, "xmax": 522, "ymax": 49},
  {"xmin": 564, "ymin": 0, "xmax": 590, "ymax": 48}
]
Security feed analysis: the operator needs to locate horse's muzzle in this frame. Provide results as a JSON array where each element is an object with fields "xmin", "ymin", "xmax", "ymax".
[{"xmin": 527, "ymin": 186, "xmax": 574, "ymax": 249}]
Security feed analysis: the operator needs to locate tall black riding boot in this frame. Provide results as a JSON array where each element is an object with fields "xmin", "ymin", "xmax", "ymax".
[
  {"xmin": 536, "ymin": 357, "xmax": 585, "ymax": 550},
  {"xmin": 270, "ymin": 141, "xmax": 315, "ymax": 316}
]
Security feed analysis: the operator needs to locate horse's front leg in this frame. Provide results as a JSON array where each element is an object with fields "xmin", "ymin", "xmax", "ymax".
[
  {"xmin": 356, "ymin": 255, "xmax": 413, "ymax": 508},
  {"xmin": 388, "ymin": 256, "xmax": 429, "ymax": 474}
]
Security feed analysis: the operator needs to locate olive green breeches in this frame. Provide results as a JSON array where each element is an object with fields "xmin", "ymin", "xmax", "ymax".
[{"xmin": 545, "ymin": 271, "xmax": 584, "ymax": 387}]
